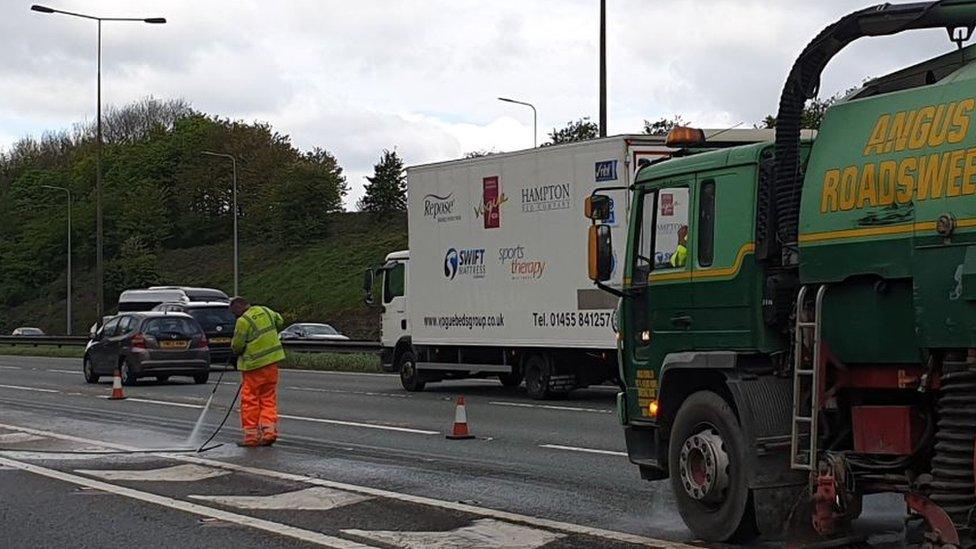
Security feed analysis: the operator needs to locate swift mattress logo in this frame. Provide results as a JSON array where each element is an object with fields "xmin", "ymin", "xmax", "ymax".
[
  {"xmin": 474, "ymin": 176, "xmax": 507, "ymax": 229},
  {"xmin": 444, "ymin": 247, "xmax": 486, "ymax": 280},
  {"xmin": 498, "ymin": 245, "xmax": 546, "ymax": 280},
  {"xmin": 423, "ymin": 193, "xmax": 461, "ymax": 223},
  {"xmin": 521, "ymin": 182, "xmax": 572, "ymax": 213}
]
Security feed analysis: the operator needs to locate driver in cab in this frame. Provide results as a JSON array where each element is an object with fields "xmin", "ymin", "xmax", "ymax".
[{"xmin": 670, "ymin": 225, "xmax": 689, "ymax": 268}]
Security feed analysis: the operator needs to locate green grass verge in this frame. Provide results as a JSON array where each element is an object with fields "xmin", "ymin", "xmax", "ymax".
[
  {"xmin": 282, "ymin": 352, "xmax": 383, "ymax": 373},
  {"xmin": 0, "ymin": 346, "xmax": 383, "ymax": 374},
  {"xmin": 0, "ymin": 345, "xmax": 85, "ymax": 358}
]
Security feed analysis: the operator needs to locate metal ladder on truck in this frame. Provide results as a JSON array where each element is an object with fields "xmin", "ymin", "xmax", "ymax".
[{"xmin": 791, "ymin": 284, "xmax": 827, "ymax": 471}]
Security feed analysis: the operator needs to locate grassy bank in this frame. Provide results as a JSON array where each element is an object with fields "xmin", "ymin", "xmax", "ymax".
[
  {"xmin": 0, "ymin": 345, "xmax": 84, "ymax": 359},
  {"xmin": 282, "ymin": 352, "xmax": 383, "ymax": 373},
  {"xmin": 3, "ymin": 211, "xmax": 406, "ymax": 340},
  {"xmin": 0, "ymin": 345, "xmax": 383, "ymax": 374}
]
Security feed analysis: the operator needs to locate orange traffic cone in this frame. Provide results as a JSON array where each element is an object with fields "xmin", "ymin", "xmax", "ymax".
[
  {"xmin": 446, "ymin": 395, "xmax": 474, "ymax": 440},
  {"xmin": 108, "ymin": 368, "xmax": 126, "ymax": 400}
]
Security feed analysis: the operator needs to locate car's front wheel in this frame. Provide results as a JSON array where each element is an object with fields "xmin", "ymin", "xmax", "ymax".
[
  {"xmin": 83, "ymin": 356, "xmax": 99, "ymax": 384},
  {"xmin": 193, "ymin": 372, "xmax": 209, "ymax": 385}
]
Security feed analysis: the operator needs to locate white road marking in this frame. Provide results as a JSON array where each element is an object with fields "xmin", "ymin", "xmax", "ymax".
[
  {"xmin": 539, "ymin": 444, "xmax": 628, "ymax": 457},
  {"xmin": 0, "ymin": 432, "xmax": 46, "ymax": 443},
  {"xmin": 0, "ymin": 455, "xmax": 374, "ymax": 548},
  {"xmin": 286, "ymin": 386, "xmax": 409, "ymax": 398},
  {"xmin": 0, "ymin": 423, "xmax": 692, "ymax": 548},
  {"xmin": 48, "ymin": 369, "xmax": 81, "ymax": 375},
  {"xmin": 189, "ymin": 486, "xmax": 370, "ymax": 510},
  {"xmin": 0, "ymin": 447, "xmax": 119, "ymax": 460},
  {"xmin": 0, "ymin": 384, "xmax": 58, "ymax": 393},
  {"xmin": 286, "ymin": 370, "xmax": 394, "ymax": 378},
  {"xmin": 100, "ymin": 396, "xmax": 436, "ymax": 435},
  {"xmin": 489, "ymin": 401, "xmax": 612, "ymax": 414},
  {"xmin": 0, "ymin": 365, "xmax": 22, "ymax": 370},
  {"xmin": 122, "ymin": 397, "xmax": 204, "ymax": 409},
  {"xmin": 76, "ymin": 464, "xmax": 229, "ymax": 482},
  {"xmin": 279, "ymin": 414, "xmax": 439, "ymax": 435},
  {"xmin": 343, "ymin": 518, "xmax": 564, "ymax": 548}
]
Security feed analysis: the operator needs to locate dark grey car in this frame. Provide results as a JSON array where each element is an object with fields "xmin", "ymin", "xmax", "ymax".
[{"xmin": 83, "ymin": 312, "xmax": 210, "ymax": 386}]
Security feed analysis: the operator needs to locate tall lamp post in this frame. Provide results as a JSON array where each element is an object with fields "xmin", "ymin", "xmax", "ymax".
[
  {"xmin": 202, "ymin": 151, "xmax": 240, "ymax": 296},
  {"xmin": 599, "ymin": 0, "xmax": 607, "ymax": 137},
  {"xmin": 30, "ymin": 4, "xmax": 166, "ymax": 323},
  {"xmin": 497, "ymin": 97, "xmax": 537, "ymax": 148},
  {"xmin": 41, "ymin": 185, "xmax": 72, "ymax": 335}
]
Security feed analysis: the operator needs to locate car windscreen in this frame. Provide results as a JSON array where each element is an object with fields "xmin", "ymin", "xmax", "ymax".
[
  {"xmin": 304, "ymin": 325, "xmax": 338, "ymax": 335},
  {"xmin": 21, "ymin": 328, "xmax": 43, "ymax": 335},
  {"xmin": 143, "ymin": 317, "xmax": 200, "ymax": 338},
  {"xmin": 187, "ymin": 308, "xmax": 236, "ymax": 333}
]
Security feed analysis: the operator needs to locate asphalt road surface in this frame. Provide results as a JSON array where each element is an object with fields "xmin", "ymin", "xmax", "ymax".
[{"xmin": 0, "ymin": 355, "xmax": 910, "ymax": 548}]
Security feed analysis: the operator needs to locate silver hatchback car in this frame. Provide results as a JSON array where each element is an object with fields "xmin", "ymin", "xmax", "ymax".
[{"xmin": 83, "ymin": 312, "xmax": 210, "ymax": 386}]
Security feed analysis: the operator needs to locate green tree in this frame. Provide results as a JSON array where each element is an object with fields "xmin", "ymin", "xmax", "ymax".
[
  {"xmin": 544, "ymin": 118, "xmax": 599, "ymax": 146},
  {"xmin": 643, "ymin": 115, "xmax": 688, "ymax": 136},
  {"xmin": 358, "ymin": 149, "xmax": 406, "ymax": 213},
  {"xmin": 275, "ymin": 147, "xmax": 348, "ymax": 244},
  {"xmin": 105, "ymin": 236, "xmax": 162, "ymax": 300}
]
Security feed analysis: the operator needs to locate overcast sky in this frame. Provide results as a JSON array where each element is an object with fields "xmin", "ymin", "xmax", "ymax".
[{"xmin": 2, "ymin": 0, "xmax": 973, "ymax": 207}]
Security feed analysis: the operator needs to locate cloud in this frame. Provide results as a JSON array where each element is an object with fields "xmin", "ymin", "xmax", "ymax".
[{"xmin": 2, "ymin": 0, "xmax": 973, "ymax": 207}]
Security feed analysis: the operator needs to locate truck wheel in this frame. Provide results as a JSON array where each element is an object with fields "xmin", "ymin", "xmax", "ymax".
[
  {"xmin": 524, "ymin": 354, "xmax": 552, "ymax": 400},
  {"xmin": 668, "ymin": 390, "xmax": 757, "ymax": 543},
  {"xmin": 498, "ymin": 367, "xmax": 523, "ymax": 388},
  {"xmin": 397, "ymin": 351, "xmax": 425, "ymax": 392}
]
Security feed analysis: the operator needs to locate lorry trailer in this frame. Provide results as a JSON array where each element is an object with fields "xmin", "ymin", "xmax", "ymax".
[
  {"xmin": 585, "ymin": 1, "xmax": 976, "ymax": 545},
  {"xmin": 366, "ymin": 132, "xmax": 773, "ymax": 398}
]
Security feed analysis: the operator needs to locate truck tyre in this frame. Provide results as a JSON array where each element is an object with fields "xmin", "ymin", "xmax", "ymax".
[
  {"xmin": 498, "ymin": 367, "xmax": 523, "ymax": 388},
  {"xmin": 397, "ymin": 350, "xmax": 425, "ymax": 392},
  {"xmin": 524, "ymin": 354, "xmax": 552, "ymax": 400},
  {"xmin": 668, "ymin": 390, "xmax": 757, "ymax": 543}
]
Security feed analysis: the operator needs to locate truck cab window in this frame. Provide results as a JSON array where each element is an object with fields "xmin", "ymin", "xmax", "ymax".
[
  {"xmin": 653, "ymin": 187, "xmax": 690, "ymax": 270},
  {"xmin": 383, "ymin": 262, "xmax": 405, "ymax": 304},
  {"xmin": 634, "ymin": 190, "xmax": 657, "ymax": 284},
  {"xmin": 698, "ymin": 181, "xmax": 715, "ymax": 267}
]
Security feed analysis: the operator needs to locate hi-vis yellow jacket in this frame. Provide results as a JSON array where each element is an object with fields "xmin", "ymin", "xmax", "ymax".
[{"xmin": 231, "ymin": 306, "xmax": 286, "ymax": 371}]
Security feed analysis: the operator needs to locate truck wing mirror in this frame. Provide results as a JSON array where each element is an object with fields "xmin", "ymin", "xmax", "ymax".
[
  {"xmin": 588, "ymin": 224, "xmax": 614, "ymax": 282},
  {"xmin": 363, "ymin": 268, "xmax": 376, "ymax": 305},
  {"xmin": 584, "ymin": 195, "xmax": 613, "ymax": 222}
]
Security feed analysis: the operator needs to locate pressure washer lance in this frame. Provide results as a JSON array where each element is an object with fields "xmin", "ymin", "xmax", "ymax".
[
  {"xmin": 0, "ymin": 368, "xmax": 241, "ymax": 455},
  {"xmin": 195, "ymin": 366, "xmax": 243, "ymax": 452}
]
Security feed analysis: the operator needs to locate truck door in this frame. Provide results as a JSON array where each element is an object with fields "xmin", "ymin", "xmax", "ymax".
[
  {"xmin": 381, "ymin": 260, "xmax": 408, "ymax": 347},
  {"xmin": 624, "ymin": 180, "xmax": 694, "ymax": 381}
]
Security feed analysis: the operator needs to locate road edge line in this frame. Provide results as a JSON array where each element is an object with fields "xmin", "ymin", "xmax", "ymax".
[
  {"xmin": 0, "ymin": 455, "xmax": 374, "ymax": 549},
  {"xmin": 0, "ymin": 422, "xmax": 692, "ymax": 548}
]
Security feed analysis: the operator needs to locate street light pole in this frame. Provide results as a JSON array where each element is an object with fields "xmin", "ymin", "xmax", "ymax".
[
  {"xmin": 41, "ymin": 185, "xmax": 71, "ymax": 335},
  {"xmin": 202, "ymin": 151, "xmax": 240, "ymax": 296},
  {"xmin": 599, "ymin": 0, "xmax": 607, "ymax": 137},
  {"xmin": 497, "ymin": 97, "xmax": 537, "ymax": 148},
  {"xmin": 30, "ymin": 4, "xmax": 166, "ymax": 324}
]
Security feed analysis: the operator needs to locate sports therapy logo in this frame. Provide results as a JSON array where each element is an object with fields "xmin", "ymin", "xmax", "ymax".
[{"xmin": 444, "ymin": 248, "xmax": 486, "ymax": 280}]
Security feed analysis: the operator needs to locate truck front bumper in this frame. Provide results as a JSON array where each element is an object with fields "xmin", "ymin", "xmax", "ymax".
[
  {"xmin": 379, "ymin": 347, "xmax": 395, "ymax": 372},
  {"xmin": 619, "ymin": 391, "xmax": 667, "ymax": 480}
]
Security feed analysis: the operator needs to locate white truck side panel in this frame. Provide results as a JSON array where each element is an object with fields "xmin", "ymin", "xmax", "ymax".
[{"xmin": 406, "ymin": 137, "xmax": 655, "ymax": 350}]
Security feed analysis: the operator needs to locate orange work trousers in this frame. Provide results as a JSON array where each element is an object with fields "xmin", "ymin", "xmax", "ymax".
[{"xmin": 240, "ymin": 363, "xmax": 279, "ymax": 445}]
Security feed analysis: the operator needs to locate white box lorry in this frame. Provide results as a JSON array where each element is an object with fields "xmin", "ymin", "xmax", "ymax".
[{"xmin": 366, "ymin": 131, "xmax": 773, "ymax": 398}]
